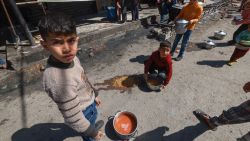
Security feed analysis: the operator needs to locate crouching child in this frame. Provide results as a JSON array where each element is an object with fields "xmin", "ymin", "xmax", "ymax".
[{"xmin": 144, "ymin": 41, "xmax": 173, "ymax": 90}]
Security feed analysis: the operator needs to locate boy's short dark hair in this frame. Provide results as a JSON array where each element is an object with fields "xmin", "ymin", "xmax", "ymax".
[
  {"xmin": 38, "ymin": 12, "xmax": 76, "ymax": 40},
  {"xmin": 160, "ymin": 41, "xmax": 171, "ymax": 48}
]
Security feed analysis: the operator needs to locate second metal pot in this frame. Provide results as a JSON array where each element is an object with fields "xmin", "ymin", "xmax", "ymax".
[
  {"xmin": 214, "ymin": 30, "xmax": 227, "ymax": 40},
  {"xmin": 204, "ymin": 40, "xmax": 215, "ymax": 49},
  {"xmin": 175, "ymin": 19, "xmax": 189, "ymax": 34}
]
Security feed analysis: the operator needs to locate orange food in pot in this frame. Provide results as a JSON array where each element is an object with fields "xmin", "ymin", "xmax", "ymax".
[
  {"xmin": 114, "ymin": 113, "xmax": 137, "ymax": 135},
  {"xmin": 147, "ymin": 78, "xmax": 161, "ymax": 86}
]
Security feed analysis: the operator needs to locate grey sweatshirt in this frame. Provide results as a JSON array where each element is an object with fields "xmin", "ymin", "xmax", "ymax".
[{"xmin": 43, "ymin": 56, "xmax": 97, "ymax": 137}]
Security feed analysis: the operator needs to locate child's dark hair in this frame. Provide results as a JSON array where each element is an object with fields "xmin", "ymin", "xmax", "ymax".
[
  {"xmin": 38, "ymin": 12, "xmax": 76, "ymax": 40},
  {"xmin": 160, "ymin": 41, "xmax": 171, "ymax": 48}
]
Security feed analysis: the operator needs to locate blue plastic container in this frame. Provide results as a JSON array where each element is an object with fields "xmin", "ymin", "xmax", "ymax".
[{"xmin": 106, "ymin": 6, "xmax": 116, "ymax": 21}]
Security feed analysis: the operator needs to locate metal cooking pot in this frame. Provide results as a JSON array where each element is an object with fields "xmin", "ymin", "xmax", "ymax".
[
  {"xmin": 175, "ymin": 19, "xmax": 189, "ymax": 34},
  {"xmin": 172, "ymin": 4, "xmax": 183, "ymax": 9},
  {"xmin": 234, "ymin": 15, "xmax": 243, "ymax": 21},
  {"xmin": 231, "ymin": 15, "xmax": 243, "ymax": 25},
  {"xmin": 204, "ymin": 40, "xmax": 215, "ymax": 49},
  {"xmin": 113, "ymin": 111, "xmax": 138, "ymax": 140},
  {"xmin": 214, "ymin": 30, "xmax": 227, "ymax": 40}
]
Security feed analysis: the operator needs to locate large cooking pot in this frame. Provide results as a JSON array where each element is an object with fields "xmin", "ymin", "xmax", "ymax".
[
  {"xmin": 175, "ymin": 19, "xmax": 189, "ymax": 34},
  {"xmin": 113, "ymin": 111, "xmax": 138, "ymax": 140},
  {"xmin": 214, "ymin": 30, "xmax": 227, "ymax": 40}
]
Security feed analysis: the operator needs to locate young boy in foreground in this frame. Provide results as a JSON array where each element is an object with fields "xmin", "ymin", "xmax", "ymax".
[{"xmin": 39, "ymin": 13, "xmax": 104, "ymax": 141}]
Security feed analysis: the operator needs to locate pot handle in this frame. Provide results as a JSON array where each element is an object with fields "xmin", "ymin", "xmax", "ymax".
[
  {"xmin": 115, "ymin": 110, "xmax": 122, "ymax": 115},
  {"xmin": 131, "ymin": 130, "xmax": 139, "ymax": 138},
  {"xmin": 108, "ymin": 116, "xmax": 114, "ymax": 120},
  {"xmin": 108, "ymin": 110, "xmax": 122, "ymax": 120}
]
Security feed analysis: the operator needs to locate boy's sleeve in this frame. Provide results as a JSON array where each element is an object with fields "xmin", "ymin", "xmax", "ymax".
[
  {"xmin": 49, "ymin": 84, "xmax": 98, "ymax": 137},
  {"xmin": 196, "ymin": 7, "xmax": 203, "ymax": 21},
  {"xmin": 163, "ymin": 56, "xmax": 172, "ymax": 86},
  {"xmin": 193, "ymin": 7, "xmax": 203, "ymax": 23},
  {"xmin": 144, "ymin": 53, "xmax": 154, "ymax": 74},
  {"xmin": 175, "ymin": 5, "xmax": 185, "ymax": 20}
]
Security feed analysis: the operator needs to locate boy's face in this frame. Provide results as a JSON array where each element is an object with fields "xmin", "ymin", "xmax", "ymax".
[
  {"xmin": 41, "ymin": 33, "xmax": 79, "ymax": 63},
  {"xmin": 159, "ymin": 47, "xmax": 170, "ymax": 58}
]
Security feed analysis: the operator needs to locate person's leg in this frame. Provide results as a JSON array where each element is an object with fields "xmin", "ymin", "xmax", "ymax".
[
  {"xmin": 0, "ymin": 58, "xmax": 6, "ymax": 69},
  {"xmin": 158, "ymin": 70, "xmax": 167, "ymax": 84},
  {"xmin": 82, "ymin": 103, "xmax": 98, "ymax": 141},
  {"xmin": 210, "ymin": 100, "xmax": 250, "ymax": 126},
  {"xmin": 168, "ymin": 8, "xmax": 174, "ymax": 22},
  {"xmin": 121, "ymin": 6, "xmax": 127, "ymax": 22},
  {"xmin": 229, "ymin": 48, "xmax": 249, "ymax": 63},
  {"xmin": 157, "ymin": 4, "xmax": 163, "ymax": 22},
  {"xmin": 116, "ymin": 6, "xmax": 121, "ymax": 21},
  {"xmin": 177, "ymin": 30, "xmax": 192, "ymax": 59},
  {"xmin": 170, "ymin": 34, "xmax": 183, "ymax": 56},
  {"xmin": 135, "ymin": 4, "xmax": 139, "ymax": 20},
  {"xmin": 232, "ymin": 24, "xmax": 249, "ymax": 43},
  {"xmin": 132, "ymin": 4, "xmax": 139, "ymax": 21},
  {"xmin": 132, "ymin": 5, "xmax": 135, "ymax": 21},
  {"xmin": 161, "ymin": 3, "xmax": 169, "ymax": 22},
  {"xmin": 144, "ymin": 60, "xmax": 158, "ymax": 77}
]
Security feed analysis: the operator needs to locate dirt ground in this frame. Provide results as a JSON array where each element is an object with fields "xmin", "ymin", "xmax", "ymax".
[{"xmin": 0, "ymin": 12, "xmax": 250, "ymax": 141}]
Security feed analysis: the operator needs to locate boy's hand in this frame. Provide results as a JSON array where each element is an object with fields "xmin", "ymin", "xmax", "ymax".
[
  {"xmin": 243, "ymin": 82, "xmax": 250, "ymax": 93},
  {"xmin": 189, "ymin": 19, "xmax": 198, "ymax": 24},
  {"xmin": 95, "ymin": 97, "xmax": 101, "ymax": 106},
  {"xmin": 189, "ymin": 20, "xmax": 194, "ymax": 24},
  {"xmin": 161, "ymin": 85, "xmax": 166, "ymax": 90},
  {"xmin": 94, "ymin": 131, "xmax": 104, "ymax": 140}
]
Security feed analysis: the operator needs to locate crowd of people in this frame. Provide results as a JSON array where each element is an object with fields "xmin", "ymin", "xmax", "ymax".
[
  {"xmin": 115, "ymin": 0, "xmax": 140, "ymax": 22},
  {"xmin": 192, "ymin": 0, "xmax": 250, "ymax": 132}
]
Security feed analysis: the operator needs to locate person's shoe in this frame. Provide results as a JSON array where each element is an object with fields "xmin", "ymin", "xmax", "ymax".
[
  {"xmin": 174, "ymin": 56, "xmax": 183, "ymax": 61},
  {"xmin": 227, "ymin": 60, "xmax": 237, "ymax": 66},
  {"xmin": 227, "ymin": 40, "xmax": 235, "ymax": 45},
  {"xmin": 193, "ymin": 109, "xmax": 218, "ymax": 131},
  {"xmin": 95, "ymin": 120, "xmax": 104, "ymax": 130},
  {"xmin": 0, "ymin": 64, "xmax": 6, "ymax": 69}
]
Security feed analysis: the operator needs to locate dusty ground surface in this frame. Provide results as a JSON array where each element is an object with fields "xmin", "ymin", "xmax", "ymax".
[{"xmin": 1, "ymin": 9, "xmax": 250, "ymax": 141}]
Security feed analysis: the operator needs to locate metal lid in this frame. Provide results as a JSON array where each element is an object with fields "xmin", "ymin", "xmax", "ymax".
[
  {"xmin": 206, "ymin": 40, "xmax": 215, "ymax": 45},
  {"xmin": 216, "ymin": 30, "xmax": 227, "ymax": 35},
  {"xmin": 234, "ymin": 15, "xmax": 243, "ymax": 21},
  {"xmin": 176, "ymin": 19, "xmax": 189, "ymax": 24},
  {"xmin": 172, "ymin": 4, "xmax": 183, "ymax": 9}
]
